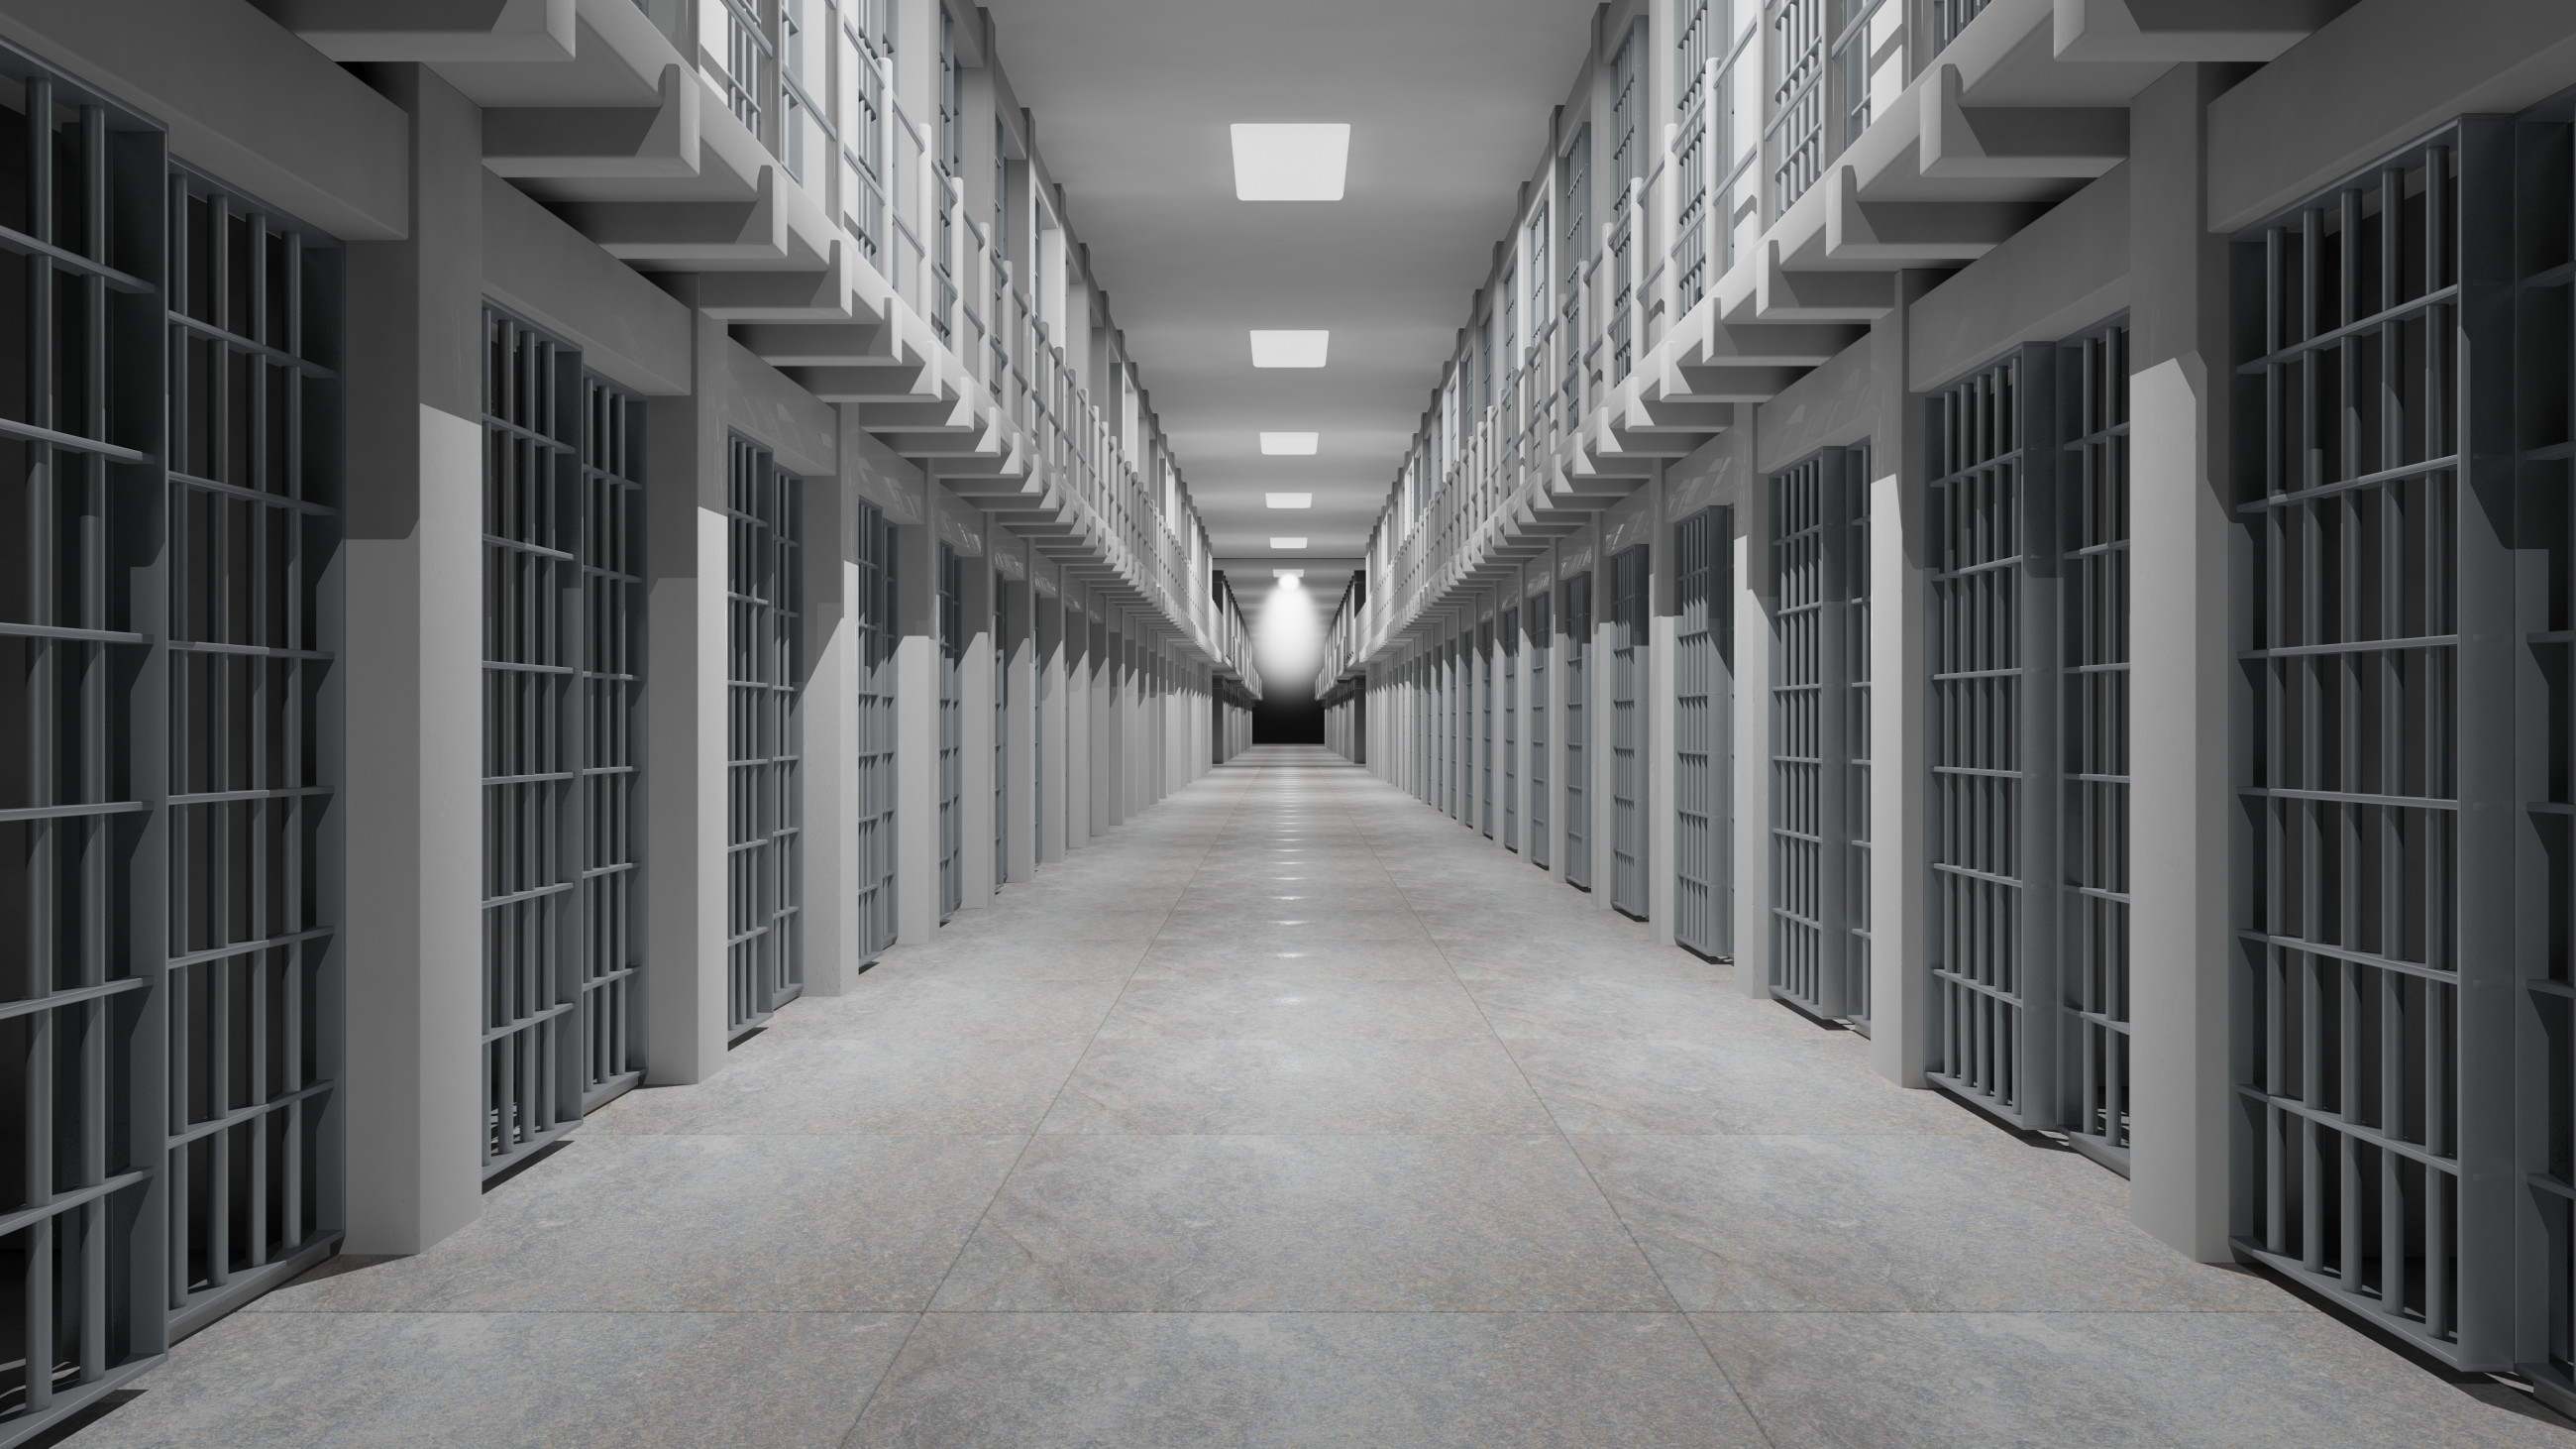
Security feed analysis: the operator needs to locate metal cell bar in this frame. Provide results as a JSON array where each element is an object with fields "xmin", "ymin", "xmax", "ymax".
[
  {"xmin": 1530, "ymin": 590, "xmax": 1551, "ymax": 870},
  {"xmin": 1480, "ymin": 619, "xmax": 1495, "ymax": 838},
  {"xmin": 727, "ymin": 436, "xmax": 804, "ymax": 1031},
  {"xmin": 938, "ymin": 543, "xmax": 963, "ymax": 921},
  {"xmin": 2061, "ymin": 321, "xmax": 2131, "ymax": 1171},
  {"xmin": 1503, "ymin": 607, "xmax": 1519, "ymax": 852},
  {"xmin": 1770, "ymin": 455, "xmax": 1848, "ymax": 1011}
]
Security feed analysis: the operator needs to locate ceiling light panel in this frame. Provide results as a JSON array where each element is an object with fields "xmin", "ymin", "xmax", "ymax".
[
  {"xmin": 1270, "ymin": 537, "xmax": 1309, "ymax": 550},
  {"xmin": 1265, "ymin": 493, "xmax": 1312, "ymax": 508},
  {"xmin": 1231, "ymin": 124, "xmax": 1350, "ymax": 201},
  {"xmin": 1260, "ymin": 432, "xmax": 1319, "ymax": 455},
  {"xmin": 1249, "ymin": 330, "xmax": 1330, "ymax": 368}
]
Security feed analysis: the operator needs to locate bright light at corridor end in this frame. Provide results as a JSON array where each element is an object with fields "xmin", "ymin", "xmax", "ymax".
[
  {"xmin": 1231, "ymin": 124, "xmax": 1349, "ymax": 201},
  {"xmin": 1270, "ymin": 537, "xmax": 1308, "ymax": 550},
  {"xmin": 1266, "ymin": 493, "xmax": 1312, "ymax": 508},
  {"xmin": 1249, "ymin": 331, "xmax": 1330, "ymax": 368},
  {"xmin": 1255, "ymin": 568, "xmax": 1323, "ymax": 683},
  {"xmin": 1260, "ymin": 432, "xmax": 1318, "ymax": 455}
]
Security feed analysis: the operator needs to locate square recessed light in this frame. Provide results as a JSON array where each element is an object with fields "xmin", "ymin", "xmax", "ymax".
[
  {"xmin": 1249, "ymin": 330, "xmax": 1330, "ymax": 368},
  {"xmin": 1273, "ymin": 568, "xmax": 1305, "ymax": 580},
  {"xmin": 1266, "ymin": 493, "xmax": 1312, "ymax": 509},
  {"xmin": 1270, "ymin": 537, "xmax": 1309, "ymax": 550},
  {"xmin": 1231, "ymin": 124, "xmax": 1349, "ymax": 200},
  {"xmin": 1260, "ymin": 432, "xmax": 1319, "ymax": 455}
]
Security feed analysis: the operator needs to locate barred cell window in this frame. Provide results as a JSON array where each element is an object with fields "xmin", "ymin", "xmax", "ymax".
[
  {"xmin": 1562, "ymin": 570, "xmax": 1593, "ymax": 889},
  {"xmin": 937, "ymin": 543, "xmax": 963, "ymax": 920},
  {"xmin": 2060, "ymin": 325, "xmax": 2128, "ymax": 1168},
  {"xmin": 725, "ymin": 437, "xmax": 802, "ymax": 1033},
  {"xmin": 853, "ymin": 500, "xmax": 898, "ymax": 962},
  {"xmin": 1844, "ymin": 440, "xmax": 1874, "ymax": 1031},
  {"xmin": 1676, "ymin": 506, "xmax": 1732, "ymax": 959},
  {"xmin": 1479, "ymin": 619, "xmax": 1495, "ymax": 838},
  {"xmin": 1502, "ymin": 607, "xmax": 1520, "ymax": 852},
  {"xmin": 2230, "ymin": 120, "xmax": 2539, "ymax": 1374},
  {"xmin": 1609, "ymin": 546, "xmax": 1649, "ymax": 919},
  {"xmin": 1926, "ymin": 346, "xmax": 2061, "ymax": 1129},
  {"xmin": 0, "ymin": 55, "xmax": 349, "ymax": 1440},
  {"xmin": 1529, "ymin": 589, "xmax": 1552, "ymax": 870},
  {"xmin": 1771, "ymin": 451, "xmax": 1858, "ymax": 1017}
]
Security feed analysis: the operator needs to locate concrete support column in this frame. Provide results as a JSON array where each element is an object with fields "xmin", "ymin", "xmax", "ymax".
[
  {"xmin": 639, "ymin": 294, "xmax": 735, "ymax": 1073},
  {"xmin": 800, "ymin": 470, "xmax": 859, "ymax": 996},
  {"xmin": 893, "ymin": 519, "xmax": 941, "ymax": 945},
  {"xmin": 2126, "ymin": 63, "xmax": 2237, "ymax": 1262},
  {"xmin": 1733, "ymin": 463, "xmax": 1772, "ymax": 995},
  {"xmin": 1870, "ymin": 272, "xmax": 1941, "ymax": 1082},
  {"xmin": 339, "ymin": 61, "xmax": 483, "ymax": 1255},
  {"xmin": 959, "ymin": 547, "xmax": 996, "ymax": 908}
]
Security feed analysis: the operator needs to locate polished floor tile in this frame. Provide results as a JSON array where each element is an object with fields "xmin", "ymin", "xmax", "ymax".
[
  {"xmin": 848, "ymin": 1312, "xmax": 1765, "ymax": 1448},
  {"xmin": 83, "ymin": 747, "xmax": 2575, "ymax": 1448},
  {"xmin": 929, "ymin": 1134, "xmax": 1673, "ymax": 1311}
]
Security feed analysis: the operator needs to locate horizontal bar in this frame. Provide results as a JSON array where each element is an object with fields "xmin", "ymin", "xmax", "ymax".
[
  {"xmin": 2233, "ymin": 929, "xmax": 2455, "ymax": 982},
  {"xmin": 483, "ymin": 879, "xmax": 580, "ymax": 909},
  {"xmin": 0, "ymin": 619, "xmax": 149, "ymax": 645},
  {"xmin": 0, "ymin": 412, "xmax": 151, "ymax": 463},
  {"xmin": 0, "ymin": 799, "xmax": 149, "ymax": 823},
  {"xmin": 2241, "ymin": 635, "xmax": 2456, "ymax": 660},
  {"xmin": 169, "ymin": 1078, "xmax": 334, "ymax": 1148},
  {"xmin": 0, "ymin": 976, "xmax": 150, "ymax": 1023},
  {"xmin": 2234, "ymin": 453, "xmax": 2461, "ymax": 513},
  {"xmin": 0, "ymin": 222, "xmax": 153, "ymax": 291},
  {"xmin": 0, "ymin": 1170, "xmax": 154, "ymax": 1239},
  {"xmin": 169, "ymin": 926, "xmax": 334, "ymax": 969},
  {"xmin": 169, "ymin": 469, "xmax": 337, "ymax": 515},
  {"xmin": 169, "ymin": 638, "xmax": 333, "ymax": 661},
  {"xmin": 2237, "ymin": 786, "xmax": 2455, "ymax": 810},
  {"xmin": 170, "ymin": 785, "xmax": 330, "ymax": 806},
  {"xmin": 2233, "ymin": 282, "xmax": 2460, "ymax": 375},
  {"xmin": 481, "ymin": 1000, "xmax": 579, "ymax": 1046},
  {"xmin": 170, "ymin": 312, "xmax": 338, "ymax": 379}
]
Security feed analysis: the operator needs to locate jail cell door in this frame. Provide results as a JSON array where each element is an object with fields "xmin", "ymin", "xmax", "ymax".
[
  {"xmin": 1480, "ymin": 619, "xmax": 1496, "ymax": 839},
  {"xmin": 1563, "ymin": 573, "xmax": 1593, "ymax": 889},
  {"xmin": 482, "ymin": 311, "xmax": 590, "ymax": 1168},
  {"xmin": 1925, "ymin": 345, "xmax": 2062, "ymax": 1130},
  {"xmin": 2059, "ymin": 326, "xmax": 2129, "ymax": 1171},
  {"xmin": 2234, "ymin": 121, "xmax": 2521, "ymax": 1374},
  {"xmin": 1609, "ymin": 545, "xmax": 1648, "ymax": 919},
  {"xmin": 1675, "ymin": 505, "xmax": 1732, "ymax": 960},
  {"xmin": 1843, "ymin": 442, "xmax": 1876, "ymax": 1032},
  {"xmin": 993, "ymin": 567, "xmax": 1006, "ymax": 891},
  {"xmin": 1530, "ymin": 590, "xmax": 1552, "ymax": 869},
  {"xmin": 854, "ymin": 501, "xmax": 899, "ymax": 961},
  {"xmin": 725, "ymin": 438, "xmax": 803, "ymax": 1034},
  {"xmin": 938, "ymin": 544, "xmax": 963, "ymax": 921},
  {"xmin": 1771, "ymin": 453, "xmax": 1853, "ymax": 1015},
  {"xmin": 164, "ymin": 171, "xmax": 344, "ymax": 1340},
  {"xmin": 1502, "ymin": 607, "xmax": 1520, "ymax": 852}
]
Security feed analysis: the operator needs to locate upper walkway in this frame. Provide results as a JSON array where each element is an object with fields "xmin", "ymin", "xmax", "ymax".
[{"xmin": 65, "ymin": 747, "xmax": 2569, "ymax": 1447}]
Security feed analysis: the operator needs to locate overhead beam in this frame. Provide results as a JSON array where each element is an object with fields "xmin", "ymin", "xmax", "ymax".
[
  {"xmin": 484, "ymin": 63, "xmax": 698, "ymax": 180},
  {"xmin": 552, "ymin": 165, "xmax": 787, "ymax": 264},
  {"xmin": 2053, "ymin": 0, "xmax": 2352, "ymax": 62},
  {"xmin": 1919, "ymin": 64, "xmax": 2127, "ymax": 179},
  {"xmin": 264, "ymin": 0, "xmax": 573, "ymax": 61},
  {"xmin": 1825, "ymin": 164, "xmax": 2046, "ymax": 262}
]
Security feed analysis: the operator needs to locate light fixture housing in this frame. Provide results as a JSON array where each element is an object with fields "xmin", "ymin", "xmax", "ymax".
[
  {"xmin": 1230, "ymin": 124, "xmax": 1350, "ymax": 201},
  {"xmin": 1259, "ymin": 432, "xmax": 1318, "ymax": 456},
  {"xmin": 1272, "ymin": 569, "xmax": 1305, "ymax": 581},
  {"xmin": 1265, "ymin": 493, "xmax": 1312, "ymax": 509},
  {"xmin": 1270, "ymin": 537, "xmax": 1309, "ymax": 550},
  {"xmin": 1249, "ymin": 330, "xmax": 1330, "ymax": 368}
]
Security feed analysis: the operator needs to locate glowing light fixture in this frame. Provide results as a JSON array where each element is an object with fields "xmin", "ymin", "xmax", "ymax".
[
  {"xmin": 1270, "ymin": 537, "xmax": 1308, "ymax": 550},
  {"xmin": 1272, "ymin": 569, "xmax": 1304, "ymax": 581},
  {"xmin": 1265, "ymin": 493, "xmax": 1312, "ymax": 508},
  {"xmin": 1260, "ymin": 432, "xmax": 1318, "ymax": 455},
  {"xmin": 1249, "ymin": 331, "xmax": 1330, "ymax": 368},
  {"xmin": 1231, "ymin": 124, "xmax": 1349, "ymax": 201}
]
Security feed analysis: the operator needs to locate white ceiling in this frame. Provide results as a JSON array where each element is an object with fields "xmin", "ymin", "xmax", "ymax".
[{"xmin": 982, "ymin": 0, "xmax": 1595, "ymax": 560}]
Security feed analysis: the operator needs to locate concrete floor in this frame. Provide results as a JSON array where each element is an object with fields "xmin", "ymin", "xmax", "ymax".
[{"xmin": 62, "ymin": 746, "xmax": 2576, "ymax": 1447}]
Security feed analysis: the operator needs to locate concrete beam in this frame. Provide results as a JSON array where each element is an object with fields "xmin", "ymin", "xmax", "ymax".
[
  {"xmin": 553, "ymin": 164, "xmax": 786, "ymax": 263},
  {"xmin": 1825, "ymin": 165, "xmax": 2045, "ymax": 263},
  {"xmin": 263, "ymin": 0, "xmax": 575, "ymax": 63},
  {"xmin": 1920, "ymin": 63, "xmax": 2127, "ymax": 179},
  {"xmin": 1757, "ymin": 242, "xmax": 1898, "ymax": 321},
  {"xmin": 483, "ymin": 62, "xmax": 698, "ymax": 179},
  {"xmin": 2053, "ymin": 0, "xmax": 2352, "ymax": 63}
]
